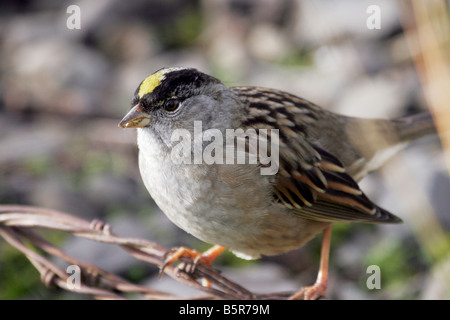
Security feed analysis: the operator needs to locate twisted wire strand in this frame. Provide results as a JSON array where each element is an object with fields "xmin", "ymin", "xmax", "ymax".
[{"xmin": 0, "ymin": 205, "xmax": 292, "ymax": 300}]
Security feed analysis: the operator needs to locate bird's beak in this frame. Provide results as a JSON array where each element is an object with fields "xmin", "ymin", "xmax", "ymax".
[{"xmin": 118, "ymin": 104, "xmax": 152, "ymax": 128}]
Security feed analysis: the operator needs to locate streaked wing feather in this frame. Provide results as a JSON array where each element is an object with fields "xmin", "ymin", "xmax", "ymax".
[
  {"xmin": 298, "ymin": 200, "xmax": 402, "ymax": 223},
  {"xmin": 235, "ymin": 86, "xmax": 402, "ymax": 224}
]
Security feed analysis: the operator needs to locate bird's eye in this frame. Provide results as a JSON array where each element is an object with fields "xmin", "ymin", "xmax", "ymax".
[{"xmin": 164, "ymin": 99, "xmax": 180, "ymax": 112}]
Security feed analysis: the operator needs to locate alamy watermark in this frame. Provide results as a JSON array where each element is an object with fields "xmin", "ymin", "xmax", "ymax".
[
  {"xmin": 366, "ymin": 265, "xmax": 381, "ymax": 290},
  {"xmin": 367, "ymin": 5, "xmax": 381, "ymax": 30},
  {"xmin": 66, "ymin": 5, "xmax": 81, "ymax": 30},
  {"xmin": 66, "ymin": 264, "xmax": 81, "ymax": 290},
  {"xmin": 65, "ymin": 4, "xmax": 382, "ymax": 31},
  {"xmin": 170, "ymin": 121, "xmax": 279, "ymax": 175}
]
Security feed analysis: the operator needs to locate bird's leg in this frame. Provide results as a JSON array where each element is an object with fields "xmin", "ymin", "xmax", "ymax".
[
  {"xmin": 160, "ymin": 245, "xmax": 226, "ymax": 280},
  {"xmin": 290, "ymin": 225, "xmax": 332, "ymax": 300}
]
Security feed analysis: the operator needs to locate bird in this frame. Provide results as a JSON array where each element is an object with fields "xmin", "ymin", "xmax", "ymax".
[{"xmin": 119, "ymin": 67, "xmax": 436, "ymax": 299}]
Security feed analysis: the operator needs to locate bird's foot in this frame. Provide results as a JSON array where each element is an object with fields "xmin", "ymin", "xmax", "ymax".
[
  {"xmin": 159, "ymin": 245, "xmax": 226, "ymax": 286},
  {"xmin": 289, "ymin": 280, "xmax": 327, "ymax": 300}
]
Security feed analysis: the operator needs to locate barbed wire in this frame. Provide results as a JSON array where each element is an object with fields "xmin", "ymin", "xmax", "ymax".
[{"xmin": 0, "ymin": 205, "xmax": 293, "ymax": 300}]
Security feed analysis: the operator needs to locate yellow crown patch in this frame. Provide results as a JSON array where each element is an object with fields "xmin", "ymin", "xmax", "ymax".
[{"xmin": 138, "ymin": 67, "xmax": 186, "ymax": 99}]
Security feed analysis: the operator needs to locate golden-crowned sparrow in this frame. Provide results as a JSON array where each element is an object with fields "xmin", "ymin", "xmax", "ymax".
[{"xmin": 119, "ymin": 67, "xmax": 436, "ymax": 299}]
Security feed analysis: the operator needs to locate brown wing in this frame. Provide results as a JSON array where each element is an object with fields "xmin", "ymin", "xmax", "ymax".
[{"xmin": 234, "ymin": 86, "xmax": 402, "ymax": 224}]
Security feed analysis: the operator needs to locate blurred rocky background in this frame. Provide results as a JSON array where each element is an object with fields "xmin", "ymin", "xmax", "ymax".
[{"xmin": 0, "ymin": 0, "xmax": 449, "ymax": 299}]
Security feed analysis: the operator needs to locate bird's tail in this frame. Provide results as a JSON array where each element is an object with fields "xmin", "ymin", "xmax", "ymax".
[
  {"xmin": 344, "ymin": 111, "xmax": 438, "ymax": 181},
  {"xmin": 393, "ymin": 112, "xmax": 437, "ymax": 143}
]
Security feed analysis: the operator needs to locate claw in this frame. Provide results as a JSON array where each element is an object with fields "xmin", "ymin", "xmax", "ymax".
[
  {"xmin": 159, "ymin": 247, "xmax": 199, "ymax": 278},
  {"xmin": 159, "ymin": 245, "xmax": 226, "ymax": 280},
  {"xmin": 290, "ymin": 281, "xmax": 327, "ymax": 300},
  {"xmin": 290, "ymin": 225, "xmax": 332, "ymax": 300}
]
